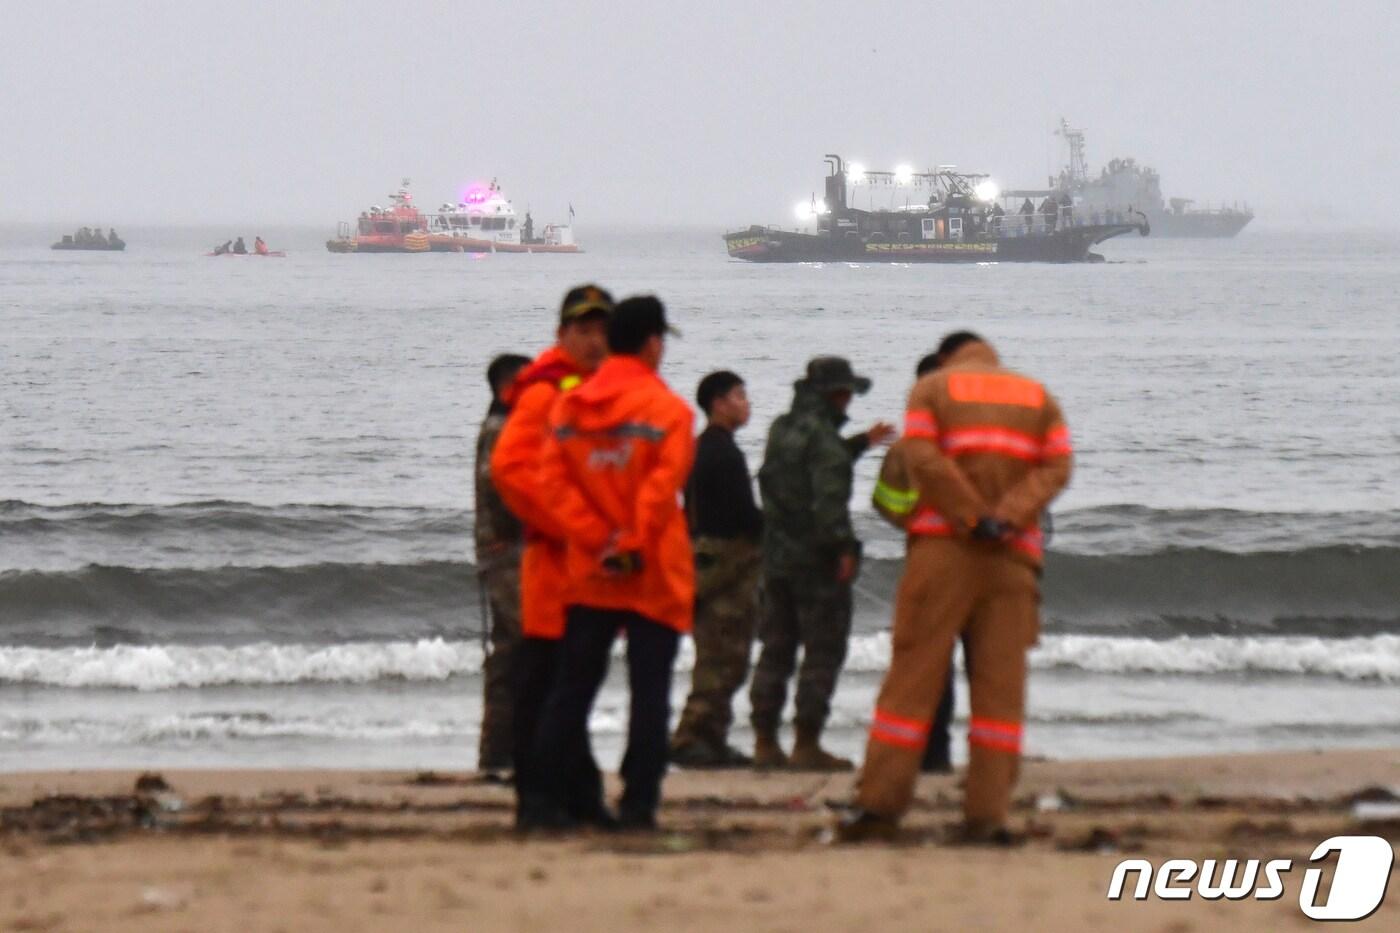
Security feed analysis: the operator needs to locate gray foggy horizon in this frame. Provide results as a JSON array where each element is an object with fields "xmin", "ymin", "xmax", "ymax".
[{"xmin": 4, "ymin": 1, "xmax": 1397, "ymax": 230}]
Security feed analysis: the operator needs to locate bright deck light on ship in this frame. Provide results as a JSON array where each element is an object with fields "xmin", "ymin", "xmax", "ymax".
[
  {"xmin": 974, "ymin": 179, "xmax": 1000, "ymax": 202},
  {"xmin": 847, "ymin": 163, "xmax": 866, "ymax": 184},
  {"xmin": 794, "ymin": 200, "xmax": 815, "ymax": 221},
  {"xmin": 894, "ymin": 164, "xmax": 913, "ymax": 184}
]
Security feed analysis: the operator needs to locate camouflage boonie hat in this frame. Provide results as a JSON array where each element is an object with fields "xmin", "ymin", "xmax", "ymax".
[{"xmin": 800, "ymin": 356, "xmax": 871, "ymax": 394}]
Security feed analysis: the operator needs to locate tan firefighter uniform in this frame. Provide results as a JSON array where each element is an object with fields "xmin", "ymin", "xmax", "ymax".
[{"xmin": 854, "ymin": 340, "xmax": 1072, "ymax": 833}]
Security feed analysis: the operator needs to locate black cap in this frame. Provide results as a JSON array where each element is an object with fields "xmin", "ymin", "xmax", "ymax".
[
  {"xmin": 607, "ymin": 295, "xmax": 679, "ymax": 354},
  {"xmin": 559, "ymin": 284, "xmax": 614, "ymax": 326},
  {"xmin": 800, "ymin": 356, "xmax": 871, "ymax": 394}
]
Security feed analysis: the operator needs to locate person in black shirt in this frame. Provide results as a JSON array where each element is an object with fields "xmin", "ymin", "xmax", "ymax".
[{"xmin": 670, "ymin": 371, "xmax": 763, "ymax": 768}]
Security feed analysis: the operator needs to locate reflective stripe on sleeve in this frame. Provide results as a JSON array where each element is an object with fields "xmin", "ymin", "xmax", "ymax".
[
  {"xmin": 907, "ymin": 507, "xmax": 954, "ymax": 537},
  {"xmin": 1008, "ymin": 527, "xmax": 1045, "ymax": 560},
  {"xmin": 902, "ymin": 409, "xmax": 938, "ymax": 440},
  {"xmin": 1041, "ymin": 425, "xmax": 1072, "ymax": 458},
  {"xmin": 968, "ymin": 717, "xmax": 1022, "ymax": 753}
]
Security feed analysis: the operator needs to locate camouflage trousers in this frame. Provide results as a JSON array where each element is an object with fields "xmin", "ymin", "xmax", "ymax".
[
  {"xmin": 749, "ymin": 573, "xmax": 853, "ymax": 735},
  {"xmin": 478, "ymin": 558, "xmax": 522, "ymax": 771},
  {"xmin": 671, "ymin": 537, "xmax": 762, "ymax": 750}
]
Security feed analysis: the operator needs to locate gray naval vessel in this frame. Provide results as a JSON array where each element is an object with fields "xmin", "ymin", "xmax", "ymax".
[{"xmin": 1007, "ymin": 120, "xmax": 1253, "ymax": 238}]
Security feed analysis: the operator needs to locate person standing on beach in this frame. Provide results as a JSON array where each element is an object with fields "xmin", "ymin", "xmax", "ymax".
[
  {"xmin": 839, "ymin": 331, "xmax": 1072, "ymax": 843},
  {"xmin": 490, "ymin": 285, "xmax": 613, "ymax": 829},
  {"xmin": 533, "ymin": 296, "xmax": 694, "ymax": 830},
  {"xmin": 749, "ymin": 357, "xmax": 894, "ymax": 771},
  {"xmin": 870, "ymin": 351, "xmax": 960, "ymax": 774},
  {"xmin": 670, "ymin": 371, "xmax": 763, "ymax": 769},
  {"xmin": 473, "ymin": 352, "xmax": 531, "ymax": 775}
]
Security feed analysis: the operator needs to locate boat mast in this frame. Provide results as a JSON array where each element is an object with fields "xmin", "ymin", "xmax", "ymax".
[{"xmin": 1056, "ymin": 119, "xmax": 1088, "ymax": 186}]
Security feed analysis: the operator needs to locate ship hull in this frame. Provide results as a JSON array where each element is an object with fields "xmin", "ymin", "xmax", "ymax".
[
  {"xmin": 327, "ymin": 235, "xmax": 580, "ymax": 254},
  {"xmin": 724, "ymin": 221, "xmax": 1144, "ymax": 263},
  {"xmin": 1143, "ymin": 211, "xmax": 1252, "ymax": 238},
  {"xmin": 52, "ymin": 242, "xmax": 125, "ymax": 251}
]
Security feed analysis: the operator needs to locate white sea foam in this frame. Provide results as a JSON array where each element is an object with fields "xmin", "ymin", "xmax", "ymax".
[
  {"xmin": 1030, "ymin": 633, "xmax": 1400, "ymax": 681},
  {"xmin": 0, "ymin": 638, "xmax": 482, "ymax": 691},
  {"xmin": 1, "ymin": 633, "xmax": 1397, "ymax": 691}
]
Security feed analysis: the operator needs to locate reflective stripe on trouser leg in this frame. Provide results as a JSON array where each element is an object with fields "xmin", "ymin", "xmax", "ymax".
[
  {"xmin": 961, "ymin": 563, "xmax": 1038, "ymax": 830},
  {"xmin": 855, "ymin": 539, "xmax": 977, "ymax": 818}
]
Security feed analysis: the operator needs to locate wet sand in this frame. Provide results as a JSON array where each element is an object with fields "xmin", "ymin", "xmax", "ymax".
[{"xmin": 1, "ymin": 749, "xmax": 1397, "ymax": 931}]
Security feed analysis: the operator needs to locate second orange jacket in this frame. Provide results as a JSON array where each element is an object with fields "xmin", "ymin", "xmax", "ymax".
[
  {"xmin": 538, "ymin": 355, "xmax": 696, "ymax": 633},
  {"xmin": 489, "ymin": 346, "xmax": 588, "ymax": 639}
]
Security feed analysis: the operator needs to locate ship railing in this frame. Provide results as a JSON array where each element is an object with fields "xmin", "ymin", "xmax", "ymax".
[
  {"xmin": 993, "ymin": 213, "xmax": 1067, "ymax": 238},
  {"xmin": 992, "ymin": 209, "xmax": 1139, "ymax": 237}
]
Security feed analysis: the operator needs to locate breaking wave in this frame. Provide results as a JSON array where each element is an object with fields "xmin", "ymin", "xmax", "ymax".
[{"xmin": 2, "ymin": 633, "xmax": 1397, "ymax": 691}]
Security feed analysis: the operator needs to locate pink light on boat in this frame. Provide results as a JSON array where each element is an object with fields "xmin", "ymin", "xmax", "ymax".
[{"xmin": 462, "ymin": 185, "xmax": 490, "ymax": 205}]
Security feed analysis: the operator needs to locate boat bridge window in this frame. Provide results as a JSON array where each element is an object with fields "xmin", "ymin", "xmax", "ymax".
[
  {"xmin": 375, "ymin": 220, "xmax": 395, "ymax": 233},
  {"xmin": 471, "ymin": 215, "xmax": 482, "ymax": 226}
]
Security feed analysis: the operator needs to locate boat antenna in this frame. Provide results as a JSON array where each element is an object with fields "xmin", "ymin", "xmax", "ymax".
[{"xmin": 1055, "ymin": 119, "xmax": 1087, "ymax": 185}]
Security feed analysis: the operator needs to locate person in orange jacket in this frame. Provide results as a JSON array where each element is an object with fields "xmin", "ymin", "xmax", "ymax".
[
  {"xmin": 532, "ymin": 296, "xmax": 695, "ymax": 830},
  {"xmin": 490, "ymin": 284, "xmax": 613, "ymax": 829},
  {"xmin": 839, "ymin": 331, "xmax": 1072, "ymax": 844}
]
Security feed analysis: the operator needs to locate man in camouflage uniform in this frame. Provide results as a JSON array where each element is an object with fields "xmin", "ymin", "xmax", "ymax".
[
  {"xmin": 750, "ymin": 357, "xmax": 894, "ymax": 771},
  {"xmin": 671, "ymin": 372, "xmax": 763, "ymax": 768},
  {"xmin": 474, "ymin": 353, "xmax": 530, "ymax": 773}
]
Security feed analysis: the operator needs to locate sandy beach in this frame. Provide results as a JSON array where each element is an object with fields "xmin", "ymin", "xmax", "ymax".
[{"xmin": 1, "ymin": 749, "xmax": 1396, "ymax": 931}]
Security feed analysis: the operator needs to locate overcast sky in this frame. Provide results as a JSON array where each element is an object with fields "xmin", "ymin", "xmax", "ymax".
[{"xmin": 3, "ymin": 1, "xmax": 1397, "ymax": 228}]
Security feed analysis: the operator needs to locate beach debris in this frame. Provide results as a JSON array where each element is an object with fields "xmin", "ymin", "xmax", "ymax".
[
  {"xmin": 139, "ymin": 885, "xmax": 190, "ymax": 911},
  {"xmin": 134, "ymin": 772, "xmax": 171, "ymax": 794},
  {"xmin": 1056, "ymin": 826, "xmax": 1122, "ymax": 854},
  {"xmin": 1344, "ymin": 785, "xmax": 1400, "ymax": 805},
  {"xmin": 1352, "ymin": 800, "xmax": 1400, "ymax": 822},
  {"xmin": 1035, "ymin": 790, "xmax": 1071, "ymax": 812},
  {"xmin": 1225, "ymin": 818, "xmax": 1295, "ymax": 840}
]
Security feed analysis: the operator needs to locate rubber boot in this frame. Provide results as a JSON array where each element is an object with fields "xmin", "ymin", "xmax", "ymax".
[
  {"xmin": 751, "ymin": 728, "xmax": 788, "ymax": 770},
  {"xmin": 787, "ymin": 724, "xmax": 853, "ymax": 772}
]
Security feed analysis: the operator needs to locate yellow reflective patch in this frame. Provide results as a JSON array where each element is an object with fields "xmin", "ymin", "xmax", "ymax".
[
  {"xmin": 558, "ymin": 374, "xmax": 582, "ymax": 391},
  {"xmin": 873, "ymin": 480, "xmax": 917, "ymax": 515}
]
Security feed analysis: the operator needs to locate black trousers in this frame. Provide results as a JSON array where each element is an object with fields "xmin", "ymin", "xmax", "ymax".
[
  {"xmin": 535, "ymin": 606, "xmax": 680, "ymax": 820},
  {"xmin": 921, "ymin": 638, "xmax": 968, "ymax": 769},
  {"xmin": 512, "ymin": 635, "xmax": 604, "ymax": 818},
  {"xmin": 923, "ymin": 664, "xmax": 956, "ymax": 768}
]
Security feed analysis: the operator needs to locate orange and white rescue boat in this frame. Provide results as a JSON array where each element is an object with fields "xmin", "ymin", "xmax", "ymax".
[{"xmin": 326, "ymin": 180, "xmax": 580, "ymax": 254}]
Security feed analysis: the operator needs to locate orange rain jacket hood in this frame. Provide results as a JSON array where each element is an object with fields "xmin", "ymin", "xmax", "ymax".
[
  {"xmin": 490, "ymin": 345, "xmax": 591, "ymax": 639},
  {"xmin": 539, "ymin": 355, "xmax": 696, "ymax": 633}
]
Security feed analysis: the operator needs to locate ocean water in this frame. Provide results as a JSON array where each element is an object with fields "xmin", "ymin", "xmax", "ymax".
[{"xmin": 1, "ymin": 224, "xmax": 1398, "ymax": 771}]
